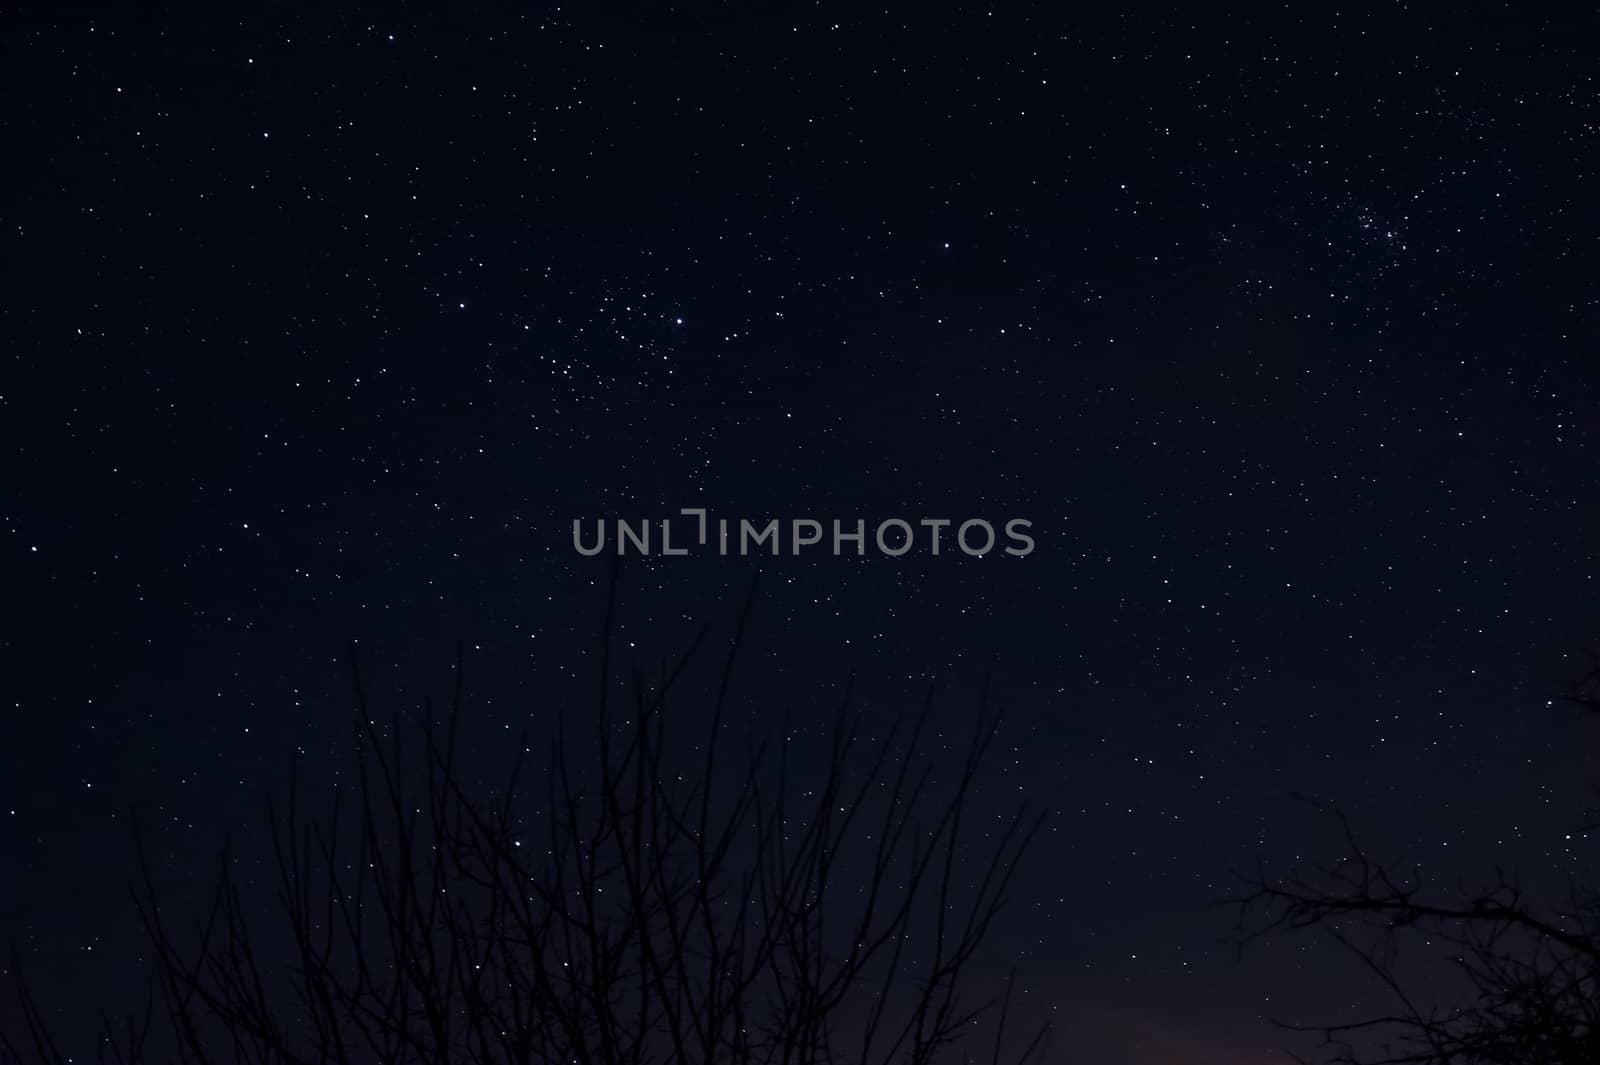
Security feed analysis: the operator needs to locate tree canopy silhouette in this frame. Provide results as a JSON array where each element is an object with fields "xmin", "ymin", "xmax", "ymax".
[
  {"xmin": 1230, "ymin": 652, "xmax": 1600, "ymax": 1065},
  {"xmin": 4, "ymin": 590, "xmax": 1050, "ymax": 1065}
]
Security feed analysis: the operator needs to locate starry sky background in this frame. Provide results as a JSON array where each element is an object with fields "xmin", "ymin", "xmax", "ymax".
[{"xmin": 5, "ymin": 6, "xmax": 1600, "ymax": 1063}]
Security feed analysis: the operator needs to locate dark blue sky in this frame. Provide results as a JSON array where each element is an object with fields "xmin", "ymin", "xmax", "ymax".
[{"xmin": 5, "ymin": 6, "xmax": 1600, "ymax": 1062}]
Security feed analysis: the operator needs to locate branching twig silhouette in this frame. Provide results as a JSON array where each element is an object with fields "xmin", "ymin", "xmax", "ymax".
[
  {"xmin": 1226, "ymin": 719, "xmax": 1600, "ymax": 1065},
  {"xmin": 5, "ymin": 585, "xmax": 1050, "ymax": 1065}
]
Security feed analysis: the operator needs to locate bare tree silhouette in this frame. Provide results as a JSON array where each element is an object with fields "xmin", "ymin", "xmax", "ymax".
[
  {"xmin": 1228, "ymin": 656, "xmax": 1600, "ymax": 1065},
  {"xmin": 4, "ymin": 589, "xmax": 1050, "ymax": 1065}
]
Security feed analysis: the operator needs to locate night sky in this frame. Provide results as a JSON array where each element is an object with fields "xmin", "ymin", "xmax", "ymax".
[{"xmin": 5, "ymin": 6, "xmax": 1600, "ymax": 1063}]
